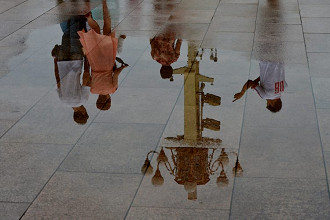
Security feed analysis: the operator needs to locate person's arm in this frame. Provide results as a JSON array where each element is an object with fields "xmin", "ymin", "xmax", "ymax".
[
  {"xmin": 175, "ymin": 39, "xmax": 182, "ymax": 55},
  {"xmin": 233, "ymin": 77, "xmax": 260, "ymax": 102},
  {"xmin": 82, "ymin": 57, "xmax": 91, "ymax": 87},
  {"xmin": 54, "ymin": 58, "xmax": 60, "ymax": 88},
  {"xmin": 252, "ymin": 77, "xmax": 260, "ymax": 87},
  {"xmin": 112, "ymin": 64, "xmax": 128, "ymax": 89}
]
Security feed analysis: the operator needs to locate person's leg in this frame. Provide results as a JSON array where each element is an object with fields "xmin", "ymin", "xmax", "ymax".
[
  {"xmin": 102, "ymin": 0, "xmax": 112, "ymax": 35},
  {"xmin": 86, "ymin": 13, "xmax": 100, "ymax": 34}
]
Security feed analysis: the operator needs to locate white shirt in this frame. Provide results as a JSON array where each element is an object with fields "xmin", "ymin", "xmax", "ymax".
[
  {"xmin": 56, "ymin": 60, "xmax": 89, "ymax": 107},
  {"xmin": 254, "ymin": 61, "xmax": 288, "ymax": 99}
]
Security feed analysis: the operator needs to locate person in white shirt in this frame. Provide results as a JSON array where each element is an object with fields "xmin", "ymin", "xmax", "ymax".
[
  {"xmin": 52, "ymin": 15, "xmax": 91, "ymax": 124},
  {"xmin": 233, "ymin": 61, "xmax": 287, "ymax": 113}
]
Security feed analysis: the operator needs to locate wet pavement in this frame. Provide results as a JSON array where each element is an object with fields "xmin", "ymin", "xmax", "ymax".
[{"xmin": 1, "ymin": 0, "xmax": 330, "ymax": 219}]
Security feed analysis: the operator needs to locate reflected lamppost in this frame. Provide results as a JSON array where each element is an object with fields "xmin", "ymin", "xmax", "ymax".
[{"xmin": 142, "ymin": 42, "xmax": 242, "ymax": 200}]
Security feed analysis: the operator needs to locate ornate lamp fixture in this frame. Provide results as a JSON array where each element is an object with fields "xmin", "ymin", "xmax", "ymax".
[{"xmin": 141, "ymin": 147, "xmax": 243, "ymax": 200}]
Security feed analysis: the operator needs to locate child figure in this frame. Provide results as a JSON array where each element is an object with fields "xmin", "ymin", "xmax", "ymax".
[
  {"xmin": 233, "ymin": 61, "xmax": 287, "ymax": 113},
  {"xmin": 150, "ymin": 31, "xmax": 182, "ymax": 79},
  {"xmin": 78, "ymin": 0, "xmax": 128, "ymax": 111}
]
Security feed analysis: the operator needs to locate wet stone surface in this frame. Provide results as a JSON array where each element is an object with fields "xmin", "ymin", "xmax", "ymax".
[{"xmin": 0, "ymin": 0, "xmax": 330, "ymax": 219}]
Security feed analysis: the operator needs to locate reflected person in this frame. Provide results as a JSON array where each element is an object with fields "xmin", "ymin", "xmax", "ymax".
[
  {"xmin": 52, "ymin": 15, "xmax": 91, "ymax": 124},
  {"xmin": 150, "ymin": 31, "xmax": 182, "ymax": 79},
  {"xmin": 78, "ymin": 0, "xmax": 128, "ymax": 111},
  {"xmin": 233, "ymin": 61, "xmax": 287, "ymax": 113}
]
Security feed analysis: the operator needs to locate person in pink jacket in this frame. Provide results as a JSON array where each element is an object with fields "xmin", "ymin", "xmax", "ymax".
[{"xmin": 78, "ymin": 0, "xmax": 128, "ymax": 111}]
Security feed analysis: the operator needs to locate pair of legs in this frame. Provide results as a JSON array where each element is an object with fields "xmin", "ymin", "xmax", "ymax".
[{"xmin": 86, "ymin": 0, "xmax": 112, "ymax": 35}]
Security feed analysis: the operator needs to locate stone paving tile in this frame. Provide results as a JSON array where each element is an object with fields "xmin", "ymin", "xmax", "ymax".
[
  {"xmin": 306, "ymin": 34, "xmax": 330, "ymax": 52},
  {"xmin": 312, "ymin": 77, "xmax": 330, "ymax": 109},
  {"xmin": 159, "ymin": 24, "xmax": 209, "ymax": 41},
  {"xmin": 45, "ymin": 1, "xmax": 98, "ymax": 15},
  {"xmin": 203, "ymin": 31, "xmax": 254, "ymax": 52},
  {"xmin": 325, "ymin": 152, "xmax": 330, "ymax": 188},
  {"xmin": 1, "ymin": 102, "xmax": 99, "ymax": 144},
  {"xmin": 198, "ymin": 50, "xmax": 251, "ymax": 76},
  {"xmin": 317, "ymin": 109, "xmax": 330, "ymax": 151},
  {"xmin": 221, "ymin": 0, "xmax": 258, "ymax": 4},
  {"xmin": 168, "ymin": 9, "xmax": 215, "ymax": 24},
  {"xmin": 210, "ymin": 15, "xmax": 256, "ymax": 32},
  {"xmin": 0, "ymin": 85, "xmax": 50, "ymax": 121},
  {"xmin": 0, "ymin": 7, "xmax": 50, "ymax": 22},
  {"xmin": 258, "ymin": 0, "xmax": 299, "ymax": 11},
  {"xmin": 17, "ymin": 0, "xmax": 59, "ymax": 9},
  {"xmin": 0, "ymin": 29, "xmax": 38, "ymax": 47},
  {"xmin": 21, "ymin": 172, "xmax": 141, "ymax": 220},
  {"xmin": 0, "ymin": 0, "xmax": 22, "ymax": 14},
  {"xmin": 22, "ymin": 14, "xmax": 72, "ymax": 29},
  {"xmin": 59, "ymin": 142, "xmax": 157, "ymax": 174},
  {"xmin": 59, "ymin": 123, "xmax": 165, "ymax": 173},
  {"xmin": 116, "ymin": 15, "xmax": 169, "ymax": 31},
  {"xmin": 0, "ymin": 143, "xmax": 72, "ymax": 202},
  {"xmin": 77, "ymin": 122, "xmax": 164, "ymax": 147},
  {"xmin": 0, "ymin": 202, "xmax": 29, "ymax": 220},
  {"xmin": 253, "ymin": 41, "xmax": 307, "ymax": 63},
  {"xmin": 255, "ymin": 24, "xmax": 304, "ymax": 42},
  {"xmin": 130, "ymin": 1, "xmax": 179, "ymax": 16},
  {"xmin": 0, "ymin": 119, "xmax": 15, "ymax": 138},
  {"xmin": 302, "ymin": 18, "xmax": 330, "ymax": 33},
  {"xmin": 257, "ymin": 10, "xmax": 301, "ymax": 25},
  {"xmin": 230, "ymin": 178, "xmax": 330, "ymax": 219},
  {"xmin": 300, "ymin": 5, "xmax": 330, "ymax": 17},
  {"xmin": 216, "ymin": 4, "xmax": 258, "ymax": 17},
  {"xmin": 239, "ymin": 126, "xmax": 325, "ymax": 178},
  {"xmin": 178, "ymin": 0, "xmax": 220, "ymax": 10},
  {"xmin": 126, "ymin": 207, "xmax": 229, "ymax": 220},
  {"xmin": 0, "ymin": 61, "xmax": 55, "ymax": 86},
  {"xmin": 0, "ymin": 70, "xmax": 8, "ymax": 78},
  {"xmin": 299, "ymin": 0, "xmax": 330, "ymax": 5},
  {"xmin": 0, "ymin": 46, "xmax": 28, "ymax": 71},
  {"xmin": 308, "ymin": 53, "xmax": 330, "ymax": 77},
  {"xmin": 94, "ymin": 87, "xmax": 180, "ymax": 124},
  {"xmin": 243, "ymin": 88, "xmax": 317, "ymax": 128}
]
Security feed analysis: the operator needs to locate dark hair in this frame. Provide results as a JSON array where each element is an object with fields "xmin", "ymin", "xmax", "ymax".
[
  {"xmin": 267, "ymin": 99, "xmax": 282, "ymax": 113},
  {"xmin": 96, "ymin": 95, "xmax": 111, "ymax": 111},
  {"xmin": 73, "ymin": 111, "xmax": 89, "ymax": 125},
  {"xmin": 160, "ymin": 65, "xmax": 173, "ymax": 79}
]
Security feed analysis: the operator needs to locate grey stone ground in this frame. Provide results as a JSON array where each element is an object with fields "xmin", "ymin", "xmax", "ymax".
[{"xmin": 0, "ymin": 0, "xmax": 330, "ymax": 219}]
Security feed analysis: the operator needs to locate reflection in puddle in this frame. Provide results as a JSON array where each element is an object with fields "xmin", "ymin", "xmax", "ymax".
[
  {"xmin": 233, "ymin": 61, "xmax": 287, "ymax": 113},
  {"xmin": 2, "ymin": 0, "xmax": 329, "ymax": 218},
  {"xmin": 143, "ymin": 147, "xmax": 242, "ymax": 200},
  {"xmin": 79, "ymin": 1, "xmax": 128, "ymax": 109},
  {"xmin": 52, "ymin": 15, "xmax": 90, "ymax": 124},
  {"xmin": 52, "ymin": 1, "xmax": 129, "ymax": 124},
  {"xmin": 143, "ymin": 39, "xmax": 242, "ymax": 200},
  {"xmin": 150, "ymin": 29, "xmax": 182, "ymax": 80}
]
